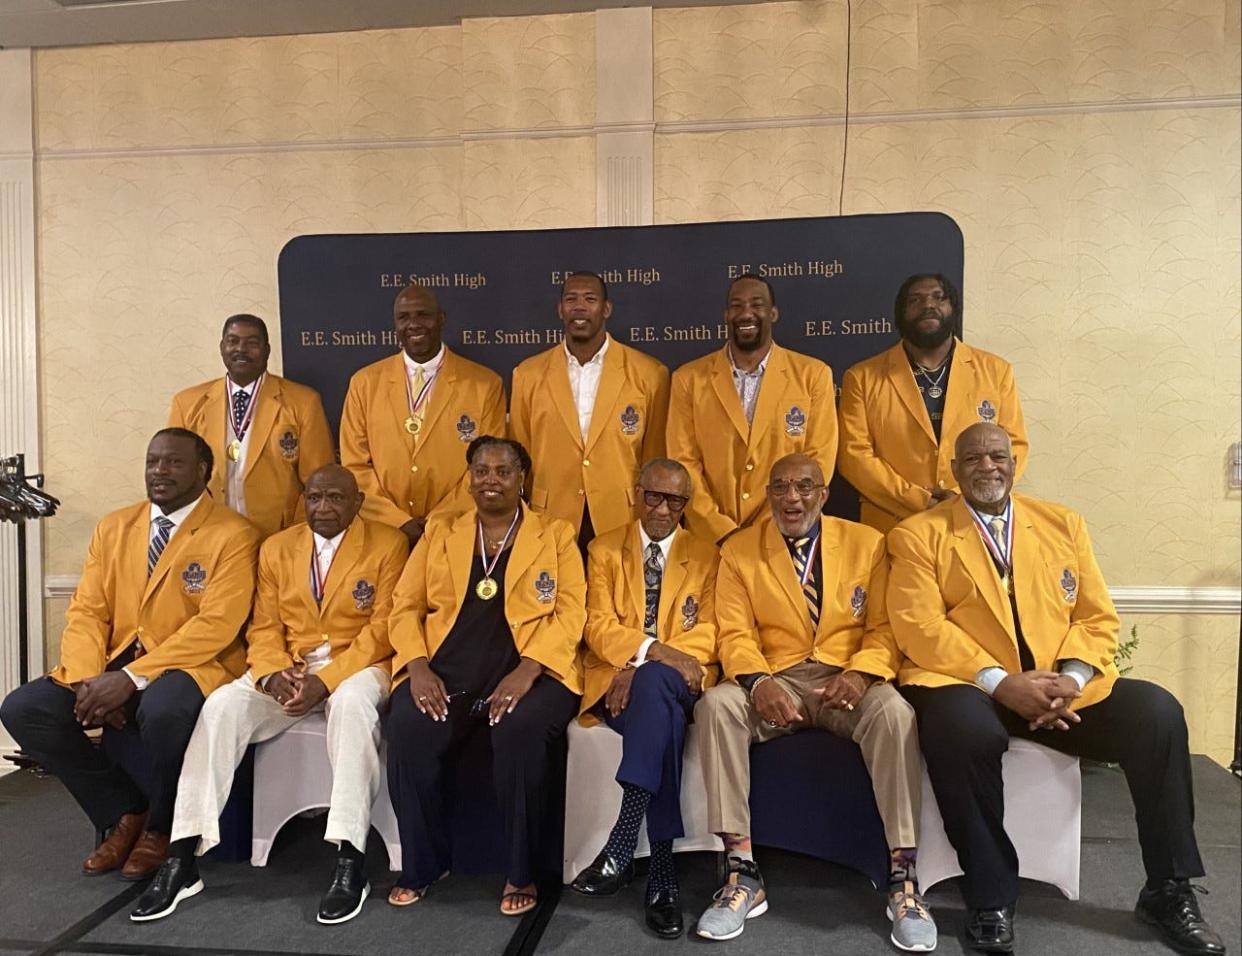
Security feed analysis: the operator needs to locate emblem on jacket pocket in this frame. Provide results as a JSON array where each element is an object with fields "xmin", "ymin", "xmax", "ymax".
[
  {"xmin": 977, "ymin": 399, "xmax": 996, "ymax": 423},
  {"xmin": 850, "ymin": 585, "xmax": 867, "ymax": 618},
  {"xmin": 534, "ymin": 571, "xmax": 556, "ymax": 604},
  {"xmin": 352, "ymin": 579, "xmax": 376, "ymax": 610},
  {"xmin": 278, "ymin": 430, "xmax": 299, "ymax": 461},
  {"xmin": 784, "ymin": 405, "xmax": 807, "ymax": 437},
  {"xmin": 680, "ymin": 595, "xmax": 699, "ymax": 630},
  {"xmin": 181, "ymin": 562, "xmax": 207, "ymax": 595},
  {"xmin": 456, "ymin": 414, "xmax": 477, "ymax": 442},
  {"xmin": 620, "ymin": 405, "xmax": 640, "ymax": 435},
  {"xmin": 1060, "ymin": 569, "xmax": 1077, "ymax": 603}
]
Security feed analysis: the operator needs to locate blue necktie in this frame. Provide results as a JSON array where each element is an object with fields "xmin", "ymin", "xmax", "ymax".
[
  {"xmin": 791, "ymin": 536, "xmax": 820, "ymax": 628},
  {"xmin": 232, "ymin": 387, "xmax": 250, "ymax": 433},
  {"xmin": 148, "ymin": 516, "xmax": 174, "ymax": 576},
  {"xmin": 643, "ymin": 542, "xmax": 663, "ymax": 638}
]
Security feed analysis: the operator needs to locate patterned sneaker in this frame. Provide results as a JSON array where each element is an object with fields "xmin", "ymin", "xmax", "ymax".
[
  {"xmin": 887, "ymin": 881, "xmax": 937, "ymax": 952},
  {"xmin": 695, "ymin": 858, "xmax": 768, "ymax": 941}
]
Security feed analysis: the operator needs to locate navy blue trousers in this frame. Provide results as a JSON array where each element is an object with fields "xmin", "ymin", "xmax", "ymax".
[{"xmin": 604, "ymin": 661, "xmax": 697, "ymax": 843}]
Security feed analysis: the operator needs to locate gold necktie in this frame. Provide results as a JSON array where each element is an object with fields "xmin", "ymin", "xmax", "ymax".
[{"xmin": 409, "ymin": 365, "xmax": 426, "ymax": 431}]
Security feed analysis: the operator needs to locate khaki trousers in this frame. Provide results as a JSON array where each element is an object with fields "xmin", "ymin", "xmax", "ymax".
[
  {"xmin": 696, "ymin": 661, "xmax": 921, "ymax": 849},
  {"xmin": 171, "ymin": 665, "xmax": 390, "ymax": 856}
]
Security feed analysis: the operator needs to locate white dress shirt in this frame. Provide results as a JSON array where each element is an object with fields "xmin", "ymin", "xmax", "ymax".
[
  {"xmin": 402, "ymin": 344, "xmax": 446, "ymax": 410},
  {"xmin": 304, "ymin": 528, "xmax": 347, "ymax": 670},
  {"xmin": 565, "ymin": 335, "xmax": 610, "ymax": 442},
  {"xmin": 632, "ymin": 524, "xmax": 678, "ymax": 666}
]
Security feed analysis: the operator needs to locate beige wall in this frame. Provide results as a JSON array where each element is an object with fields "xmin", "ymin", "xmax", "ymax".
[{"xmin": 34, "ymin": 0, "xmax": 1241, "ymax": 762}]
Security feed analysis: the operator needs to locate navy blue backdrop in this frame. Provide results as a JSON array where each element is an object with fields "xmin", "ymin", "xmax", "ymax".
[{"xmin": 278, "ymin": 212, "xmax": 963, "ymax": 520}]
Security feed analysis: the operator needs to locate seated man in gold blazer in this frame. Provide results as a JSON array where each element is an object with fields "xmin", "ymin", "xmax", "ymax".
[
  {"xmin": 130, "ymin": 464, "xmax": 408, "ymax": 926},
  {"xmin": 1, "ymin": 428, "xmax": 259, "ymax": 881},
  {"xmin": 693, "ymin": 454, "xmax": 934, "ymax": 951},
  {"xmin": 837, "ymin": 274, "xmax": 1028, "ymax": 533},
  {"xmin": 385, "ymin": 437, "xmax": 584, "ymax": 917},
  {"xmin": 340, "ymin": 284, "xmax": 506, "ymax": 547},
  {"xmin": 569, "ymin": 458, "xmax": 719, "ymax": 939},
  {"xmin": 510, "ymin": 271, "xmax": 670, "ymax": 550},
  {"xmin": 888, "ymin": 422, "xmax": 1223, "ymax": 956},
  {"xmin": 168, "ymin": 313, "xmax": 335, "ymax": 538},
  {"xmin": 666, "ymin": 274, "xmax": 838, "ymax": 544}
]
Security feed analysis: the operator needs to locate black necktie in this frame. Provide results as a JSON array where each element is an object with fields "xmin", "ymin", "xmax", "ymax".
[
  {"xmin": 232, "ymin": 387, "xmax": 250, "ymax": 433},
  {"xmin": 643, "ymin": 542, "xmax": 662, "ymax": 637}
]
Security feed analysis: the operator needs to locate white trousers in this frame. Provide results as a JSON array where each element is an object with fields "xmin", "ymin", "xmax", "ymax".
[{"xmin": 170, "ymin": 665, "xmax": 390, "ymax": 856}]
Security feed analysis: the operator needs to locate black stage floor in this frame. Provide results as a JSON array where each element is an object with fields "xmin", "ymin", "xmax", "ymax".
[{"xmin": 1, "ymin": 757, "xmax": 1238, "ymax": 956}]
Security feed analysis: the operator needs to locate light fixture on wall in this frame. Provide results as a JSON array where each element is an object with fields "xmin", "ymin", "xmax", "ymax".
[{"xmin": 1230, "ymin": 441, "xmax": 1242, "ymax": 490}]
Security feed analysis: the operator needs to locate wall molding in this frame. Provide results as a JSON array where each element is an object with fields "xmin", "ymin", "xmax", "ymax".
[
  {"xmin": 23, "ymin": 94, "xmax": 1238, "ymax": 164},
  {"xmin": 41, "ymin": 574, "xmax": 1241, "ymax": 614}
]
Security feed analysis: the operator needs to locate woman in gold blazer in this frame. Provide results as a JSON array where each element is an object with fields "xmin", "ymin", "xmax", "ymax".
[{"xmin": 385, "ymin": 436, "xmax": 585, "ymax": 917}]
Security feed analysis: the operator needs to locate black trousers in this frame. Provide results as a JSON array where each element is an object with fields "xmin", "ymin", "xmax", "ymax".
[
  {"xmin": 0, "ymin": 670, "xmax": 205, "ymax": 834},
  {"xmin": 904, "ymin": 678, "xmax": 1204, "ymax": 909},
  {"xmin": 386, "ymin": 676, "xmax": 580, "ymax": 889}
]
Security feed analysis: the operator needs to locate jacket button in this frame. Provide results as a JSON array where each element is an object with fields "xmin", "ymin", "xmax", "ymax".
[
  {"xmin": 742, "ymin": 492, "xmax": 750, "ymax": 500},
  {"xmin": 583, "ymin": 459, "xmax": 590, "ymax": 467},
  {"xmin": 578, "ymin": 489, "xmax": 585, "ymax": 495},
  {"xmin": 411, "ymin": 464, "xmax": 419, "ymax": 473},
  {"xmin": 745, "ymin": 463, "xmax": 754, "ymax": 471},
  {"xmin": 321, "ymin": 633, "xmax": 329, "ymax": 640}
]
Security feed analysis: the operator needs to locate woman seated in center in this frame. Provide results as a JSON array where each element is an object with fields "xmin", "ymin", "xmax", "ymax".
[{"xmin": 385, "ymin": 435, "xmax": 585, "ymax": 915}]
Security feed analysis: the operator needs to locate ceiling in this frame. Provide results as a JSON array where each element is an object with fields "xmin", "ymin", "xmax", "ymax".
[{"xmin": 0, "ymin": 0, "xmax": 768, "ymax": 49}]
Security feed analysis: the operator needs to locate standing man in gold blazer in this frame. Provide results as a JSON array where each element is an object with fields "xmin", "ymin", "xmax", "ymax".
[
  {"xmin": 340, "ymin": 284, "xmax": 506, "ymax": 547},
  {"xmin": 888, "ymin": 423, "xmax": 1223, "ymax": 956},
  {"xmin": 837, "ymin": 274, "xmax": 1028, "ymax": 533},
  {"xmin": 570, "ymin": 458, "xmax": 719, "ymax": 939},
  {"xmin": 667, "ymin": 274, "xmax": 838, "ymax": 544},
  {"xmin": 1, "ymin": 429, "xmax": 259, "ymax": 881},
  {"xmin": 168, "ymin": 313, "xmax": 335, "ymax": 539},
  {"xmin": 510, "ymin": 271, "xmax": 670, "ymax": 550},
  {"xmin": 131, "ymin": 464, "xmax": 409, "ymax": 926},
  {"xmin": 693, "ymin": 454, "xmax": 934, "ymax": 951}
]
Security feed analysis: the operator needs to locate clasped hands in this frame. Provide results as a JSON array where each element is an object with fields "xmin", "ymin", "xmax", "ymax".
[
  {"xmin": 407, "ymin": 656, "xmax": 542, "ymax": 726},
  {"xmin": 753, "ymin": 670, "xmax": 876, "ymax": 729},
  {"xmin": 265, "ymin": 666, "xmax": 329, "ymax": 717},
  {"xmin": 604, "ymin": 644, "xmax": 704, "ymax": 718},
  {"xmin": 993, "ymin": 670, "xmax": 1082, "ymax": 731}
]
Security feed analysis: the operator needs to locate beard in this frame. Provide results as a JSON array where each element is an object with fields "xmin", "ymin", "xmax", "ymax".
[{"xmin": 900, "ymin": 314, "xmax": 954, "ymax": 350}]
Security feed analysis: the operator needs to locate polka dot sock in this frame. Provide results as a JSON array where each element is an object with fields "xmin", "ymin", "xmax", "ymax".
[
  {"xmin": 646, "ymin": 839, "xmax": 677, "ymax": 896},
  {"xmin": 603, "ymin": 783, "xmax": 652, "ymax": 867}
]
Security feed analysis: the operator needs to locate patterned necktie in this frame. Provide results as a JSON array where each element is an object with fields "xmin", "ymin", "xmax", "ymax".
[
  {"xmin": 148, "ymin": 516, "xmax": 174, "ymax": 576},
  {"xmin": 791, "ymin": 536, "xmax": 820, "ymax": 628},
  {"xmin": 643, "ymin": 542, "xmax": 663, "ymax": 637},
  {"xmin": 988, "ymin": 516, "xmax": 1012, "ymax": 592},
  {"xmin": 232, "ymin": 386, "xmax": 251, "ymax": 434},
  {"xmin": 409, "ymin": 365, "xmax": 426, "ymax": 430}
]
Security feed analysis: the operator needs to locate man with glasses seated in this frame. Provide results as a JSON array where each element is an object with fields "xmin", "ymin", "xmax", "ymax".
[
  {"xmin": 693, "ymin": 454, "xmax": 935, "ymax": 952},
  {"xmin": 569, "ymin": 458, "xmax": 720, "ymax": 939}
]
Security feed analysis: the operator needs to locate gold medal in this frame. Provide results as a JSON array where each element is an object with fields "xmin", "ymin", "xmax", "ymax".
[
  {"xmin": 476, "ymin": 577, "xmax": 499, "ymax": 600},
  {"xmin": 227, "ymin": 439, "xmax": 242, "ymax": 461},
  {"xmin": 404, "ymin": 415, "xmax": 422, "ymax": 435}
]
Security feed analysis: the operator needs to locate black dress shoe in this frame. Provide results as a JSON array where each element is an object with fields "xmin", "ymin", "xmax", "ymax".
[
  {"xmin": 571, "ymin": 850, "xmax": 635, "ymax": 897},
  {"xmin": 645, "ymin": 886, "xmax": 683, "ymax": 939},
  {"xmin": 964, "ymin": 906, "xmax": 1015, "ymax": 953},
  {"xmin": 317, "ymin": 857, "xmax": 371, "ymax": 925},
  {"xmin": 130, "ymin": 858, "xmax": 204, "ymax": 922},
  {"xmin": 1136, "ymin": 880, "xmax": 1226, "ymax": 955}
]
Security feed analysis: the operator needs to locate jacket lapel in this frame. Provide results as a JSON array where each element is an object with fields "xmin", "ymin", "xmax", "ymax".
[
  {"xmin": 621, "ymin": 522, "xmax": 645, "ymax": 626},
  {"xmin": 950, "ymin": 500, "xmax": 1014, "ymax": 634},
  {"xmin": 242, "ymin": 375, "xmax": 280, "ymax": 480},
  {"xmin": 938, "ymin": 341, "xmax": 977, "ymax": 459},
  {"xmin": 385, "ymin": 354, "xmax": 418, "ymax": 457},
  {"xmin": 747, "ymin": 344, "xmax": 787, "ymax": 451},
  {"xmin": 320, "ymin": 518, "xmax": 364, "ymax": 611},
  {"xmin": 657, "ymin": 530, "xmax": 689, "ymax": 639},
  {"xmin": 813, "ymin": 517, "xmax": 842, "ymax": 640},
  {"xmin": 886, "ymin": 344, "xmax": 936, "ymax": 444},
  {"xmin": 547, "ymin": 348, "xmax": 585, "ymax": 449},
  {"xmin": 709, "ymin": 348, "xmax": 751, "ymax": 443},
  {"xmin": 127, "ymin": 506, "xmax": 152, "ymax": 605},
  {"xmin": 294, "ymin": 525, "xmax": 318, "ymax": 619},
  {"xmin": 764, "ymin": 520, "xmax": 812, "ymax": 639},
  {"xmin": 504, "ymin": 506, "xmax": 541, "ymax": 597},
  {"xmin": 1008, "ymin": 498, "xmax": 1040, "ymax": 629},
  {"xmin": 142, "ymin": 496, "xmax": 211, "ymax": 608},
  {"xmin": 447, "ymin": 511, "xmax": 476, "ymax": 601},
  {"xmin": 203, "ymin": 380, "xmax": 228, "ymax": 466},
  {"xmin": 584, "ymin": 341, "xmax": 624, "ymax": 455},
  {"xmin": 415, "ymin": 349, "xmax": 456, "ymax": 453}
]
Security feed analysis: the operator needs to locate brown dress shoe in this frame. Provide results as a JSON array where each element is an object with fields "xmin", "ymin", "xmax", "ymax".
[
  {"xmin": 121, "ymin": 831, "xmax": 170, "ymax": 881},
  {"xmin": 82, "ymin": 812, "xmax": 147, "ymax": 876}
]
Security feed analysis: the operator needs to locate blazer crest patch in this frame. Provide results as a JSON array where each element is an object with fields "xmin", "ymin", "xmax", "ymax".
[
  {"xmin": 850, "ymin": 585, "xmax": 867, "ymax": 618},
  {"xmin": 1059, "ymin": 569, "xmax": 1077, "ymax": 603},
  {"xmin": 278, "ymin": 429, "xmax": 299, "ymax": 460},
  {"xmin": 181, "ymin": 562, "xmax": 207, "ymax": 595},
  {"xmin": 352, "ymin": 578, "xmax": 376, "ymax": 611},
  {"xmin": 456, "ymin": 414, "xmax": 477, "ymax": 442},
  {"xmin": 534, "ymin": 571, "xmax": 557, "ymax": 604},
  {"xmin": 977, "ymin": 399, "xmax": 997, "ymax": 423},
  {"xmin": 620, "ymin": 405, "xmax": 640, "ymax": 435},
  {"xmin": 680, "ymin": 595, "xmax": 699, "ymax": 630},
  {"xmin": 784, "ymin": 405, "xmax": 807, "ymax": 437}
]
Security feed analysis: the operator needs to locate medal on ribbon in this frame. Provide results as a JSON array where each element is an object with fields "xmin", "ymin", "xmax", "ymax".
[
  {"xmin": 227, "ymin": 373, "xmax": 264, "ymax": 462},
  {"xmin": 475, "ymin": 509, "xmax": 521, "ymax": 601},
  {"xmin": 404, "ymin": 366, "xmax": 437, "ymax": 436}
]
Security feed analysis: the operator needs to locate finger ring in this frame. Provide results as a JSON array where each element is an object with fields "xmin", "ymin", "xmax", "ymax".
[
  {"xmin": 418, "ymin": 696, "xmax": 428, "ymax": 702},
  {"xmin": 845, "ymin": 703, "xmax": 855, "ymax": 711},
  {"xmin": 504, "ymin": 695, "xmax": 514, "ymax": 702},
  {"xmin": 767, "ymin": 719, "xmax": 778, "ymax": 727}
]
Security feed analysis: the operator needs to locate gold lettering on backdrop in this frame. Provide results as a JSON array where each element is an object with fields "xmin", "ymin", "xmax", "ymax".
[
  {"xmin": 377, "ymin": 272, "xmax": 491, "ymax": 289},
  {"xmin": 491, "ymin": 329, "xmax": 548, "ymax": 346},
  {"xmin": 331, "ymin": 330, "xmax": 378, "ymax": 346},
  {"xmin": 549, "ymin": 268, "xmax": 662, "ymax": 287},
  {"xmin": 803, "ymin": 316, "xmax": 893, "ymax": 338},
  {"xmin": 727, "ymin": 260, "xmax": 845, "ymax": 280}
]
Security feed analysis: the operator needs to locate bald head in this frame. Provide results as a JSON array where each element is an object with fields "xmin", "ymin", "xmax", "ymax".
[
  {"xmin": 393, "ymin": 283, "xmax": 445, "ymax": 363},
  {"xmin": 766, "ymin": 454, "xmax": 828, "ymax": 537},
  {"xmin": 951, "ymin": 423, "xmax": 1015, "ymax": 513},
  {"xmin": 303, "ymin": 465, "xmax": 364, "ymax": 537},
  {"xmin": 771, "ymin": 453, "xmax": 823, "ymax": 484}
]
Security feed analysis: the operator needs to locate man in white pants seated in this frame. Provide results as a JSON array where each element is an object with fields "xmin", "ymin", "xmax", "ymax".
[{"xmin": 131, "ymin": 464, "xmax": 410, "ymax": 925}]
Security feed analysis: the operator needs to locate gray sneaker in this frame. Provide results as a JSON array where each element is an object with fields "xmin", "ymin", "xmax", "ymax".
[
  {"xmin": 887, "ymin": 881, "xmax": 937, "ymax": 952},
  {"xmin": 695, "ymin": 858, "xmax": 768, "ymax": 941}
]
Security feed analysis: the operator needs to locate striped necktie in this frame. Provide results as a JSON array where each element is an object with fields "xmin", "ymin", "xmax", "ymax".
[
  {"xmin": 148, "ymin": 516, "xmax": 174, "ymax": 576},
  {"xmin": 643, "ymin": 542, "xmax": 663, "ymax": 637},
  {"xmin": 791, "ymin": 536, "xmax": 820, "ymax": 628}
]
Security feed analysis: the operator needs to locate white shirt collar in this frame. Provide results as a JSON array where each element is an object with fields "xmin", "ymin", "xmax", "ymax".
[
  {"xmin": 564, "ymin": 333, "xmax": 610, "ymax": 369},
  {"xmin": 149, "ymin": 492, "xmax": 206, "ymax": 530},
  {"xmin": 639, "ymin": 523, "xmax": 677, "ymax": 565},
  {"xmin": 402, "ymin": 344, "xmax": 446, "ymax": 376},
  {"xmin": 226, "ymin": 374, "xmax": 262, "ymax": 397},
  {"xmin": 313, "ymin": 527, "xmax": 347, "ymax": 555}
]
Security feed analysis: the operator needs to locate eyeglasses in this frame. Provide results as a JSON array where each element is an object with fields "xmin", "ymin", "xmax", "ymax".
[
  {"xmin": 767, "ymin": 479, "xmax": 825, "ymax": 498},
  {"xmin": 639, "ymin": 488, "xmax": 689, "ymax": 512}
]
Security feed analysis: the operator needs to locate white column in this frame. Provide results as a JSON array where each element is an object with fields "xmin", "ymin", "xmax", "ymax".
[
  {"xmin": 595, "ymin": 7, "xmax": 654, "ymax": 226},
  {"xmin": 0, "ymin": 48, "xmax": 43, "ymax": 761}
]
